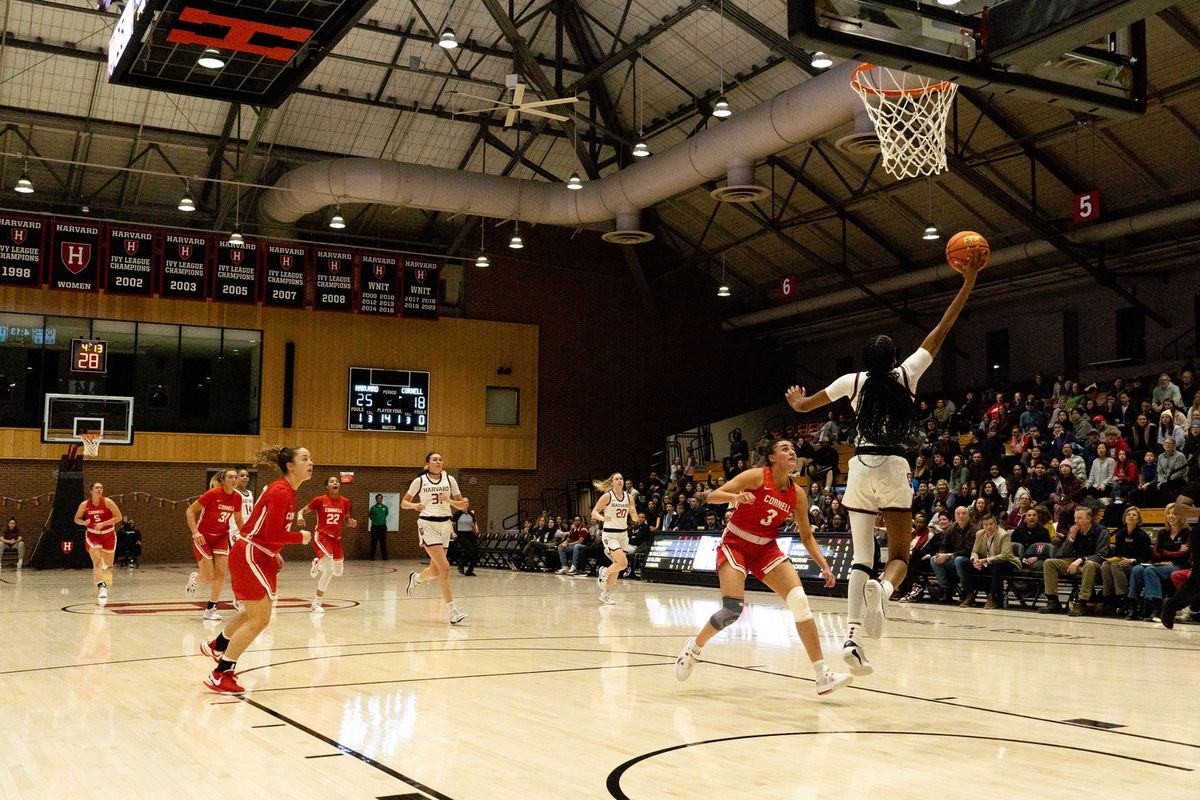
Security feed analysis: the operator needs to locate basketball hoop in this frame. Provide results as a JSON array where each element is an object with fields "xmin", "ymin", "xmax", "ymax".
[
  {"xmin": 79, "ymin": 433, "xmax": 102, "ymax": 458},
  {"xmin": 850, "ymin": 63, "xmax": 958, "ymax": 179}
]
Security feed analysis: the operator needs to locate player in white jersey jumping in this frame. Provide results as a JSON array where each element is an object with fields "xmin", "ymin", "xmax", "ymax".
[
  {"xmin": 787, "ymin": 252, "xmax": 982, "ymax": 677},
  {"xmin": 590, "ymin": 472, "xmax": 637, "ymax": 605},
  {"xmin": 402, "ymin": 452, "xmax": 470, "ymax": 624}
]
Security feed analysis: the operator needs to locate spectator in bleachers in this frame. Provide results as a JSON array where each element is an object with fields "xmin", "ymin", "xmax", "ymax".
[
  {"xmin": 679, "ymin": 496, "xmax": 705, "ymax": 530},
  {"xmin": 555, "ymin": 518, "xmax": 592, "ymax": 575},
  {"xmin": 1157, "ymin": 411, "xmax": 1186, "ymax": 452},
  {"xmin": 1069, "ymin": 407, "xmax": 1094, "ymax": 441},
  {"xmin": 1012, "ymin": 507, "xmax": 1052, "ymax": 552},
  {"xmin": 1052, "ymin": 461, "xmax": 1085, "ymax": 509},
  {"xmin": 1040, "ymin": 506, "xmax": 1109, "ymax": 615},
  {"xmin": 933, "ymin": 397, "xmax": 956, "ymax": 430},
  {"xmin": 1128, "ymin": 412, "xmax": 1157, "ymax": 456},
  {"xmin": 1027, "ymin": 461, "xmax": 1056, "ymax": 505},
  {"xmin": 817, "ymin": 412, "xmax": 839, "ymax": 444},
  {"xmin": 1061, "ymin": 443, "xmax": 1087, "ymax": 481},
  {"xmin": 810, "ymin": 436, "xmax": 839, "ymax": 491},
  {"xmin": 1051, "ymin": 422, "xmax": 1074, "ymax": 456},
  {"xmin": 661, "ymin": 501, "xmax": 682, "ymax": 531},
  {"xmin": 930, "ymin": 478, "xmax": 953, "ymax": 512},
  {"xmin": 1134, "ymin": 451, "xmax": 1159, "ymax": 505},
  {"xmin": 808, "ymin": 481, "xmax": 831, "ymax": 519},
  {"xmin": 794, "ymin": 435, "xmax": 816, "ymax": 478},
  {"xmin": 1152, "ymin": 373, "xmax": 1184, "ymax": 413},
  {"xmin": 967, "ymin": 496, "xmax": 990, "ymax": 528},
  {"xmin": 1004, "ymin": 492, "xmax": 1033, "ymax": 530},
  {"xmin": 1155, "ymin": 437, "xmax": 1188, "ymax": 501},
  {"xmin": 912, "ymin": 454, "xmax": 930, "ymax": 487},
  {"xmin": 930, "ymin": 505, "xmax": 975, "ymax": 602},
  {"xmin": 959, "ymin": 514, "xmax": 1020, "ymax": 609},
  {"xmin": 912, "ymin": 482, "xmax": 934, "ymax": 519},
  {"xmin": 1100, "ymin": 506, "xmax": 1153, "ymax": 617},
  {"xmin": 928, "ymin": 451, "xmax": 950, "ymax": 484},
  {"xmin": 1127, "ymin": 503, "xmax": 1191, "ymax": 620},
  {"xmin": 697, "ymin": 511, "xmax": 722, "ymax": 532},
  {"xmin": 898, "ymin": 512, "xmax": 939, "ymax": 602},
  {"xmin": 828, "ymin": 513, "xmax": 848, "ymax": 533},
  {"xmin": 932, "ymin": 430, "xmax": 960, "ymax": 464},
  {"xmin": 669, "ymin": 457, "xmax": 683, "ymax": 483},
  {"xmin": 1100, "ymin": 395, "xmax": 1120, "ymax": 426},
  {"xmin": 1180, "ymin": 369, "xmax": 1197, "ymax": 408},
  {"xmin": 1116, "ymin": 391, "xmax": 1137, "ymax": 434},
  {"xmin": 1112, "ymin": 447, "xmax": 1138, "ymax": 502},
  {"xmin": 1006, "ymin": 463, "xmax": 1028, "ymax": 498},
  {"xmin": 948, "ymin": 480, "xmax": 973, "ymax": 512},
  {"xmin": 644, "ymin": 496, "xmax": 663, "ymax": 531},
  {"xmin": 1019, "ymin": 398, "xmax": 1045, "ymax": 433},
  {"xmin": 948, "ymin": 454, "xmax": 969, "ymax": 494},
  {"xmin": 1184, "ymin": 423, "xmax": 1200, "ymax": 458},
  {"xmin": 729, "ymin": 428, "xmax": 750, "ymax": 465},
  {"xmin": 967, "ymin": 450, "xmax": 988, "ymax": 490},
  {"xmin": 1085, "ymin": 442, "xmax": 1116, "ymax": 501},
  {"xmin": 1065, "ymin": 382, "xmax": 1086, "ymax": 411}
]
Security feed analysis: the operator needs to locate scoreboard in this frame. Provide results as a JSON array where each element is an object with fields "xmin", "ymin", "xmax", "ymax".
[
  {"xmin": 642, "ymin": 532, "xmax": 857, "ymax": 595},
  {"xmin": 346, "ymin": 367, "xmax": 430, "ymax": 433}
]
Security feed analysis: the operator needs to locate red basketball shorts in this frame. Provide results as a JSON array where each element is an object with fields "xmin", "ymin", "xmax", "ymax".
[
  {"xmin": 229, "ymin": 538, "xmax": 280, "ymax": 601},
  {"xmin": 716, "ymin": 533, "xmax": 790, "ymax": 580}
]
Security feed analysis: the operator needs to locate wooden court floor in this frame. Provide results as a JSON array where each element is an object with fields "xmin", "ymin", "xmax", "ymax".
[{"xmin": 1, "ymin": 561, "xmax": 1197, "ymax": 799}]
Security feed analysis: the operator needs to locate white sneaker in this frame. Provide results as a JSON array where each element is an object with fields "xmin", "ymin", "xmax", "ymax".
[
  {"xmin": 406, "ymin": 571, "xmax": 421, "ymax": 597},
  {"xmin": 310, "ymin": 602, "xmax": 324, "ymax": 615},
  {"xmin": 599, "ymin": 591, "xmax": 615, "ymax": 605},
  {"xmin": 863, "ymin": 579, "xmax": 888, "ymax": 639},
  {"xmin": 674, "ymin": 637, "xmax": 700, "ymax": 681},
  {"xmin": 565, "ymin": 566, "xmax": 578, "ymax": 575},
  {"xmin": 449, "ymin": 608, "xmax": 468, "ymax": 625},
  {"xmin": 842, "ymin": 641, "xmax": 873, "ymax": 676},
  {"xmin": 185, "ymin": 571, "xmax": 198, "ymax": 597},
  {"xmin": 310, "ymin": 558, "xmax": 321, "ymax": 578},
  {"xmin": 555, "ymin": 566, "xmax": 568, "ymax": 574},
  {"xmin": 203, "ymin": 607, "xmax": 221, "ymax": 621},
  {"xmin": 97, "ymin": 585, "xmax": 108, "ymax": 606},
  {"xmin": 1178, "ymin": 609, "xmax": 1193, "ymax": 623},
  {"xmin": 816, "ymin": 669, "xmax": 853, "ymax": 696},
  {"xmin": 597, "ymin": 566, "xmax": 609, "ymax": 589}
]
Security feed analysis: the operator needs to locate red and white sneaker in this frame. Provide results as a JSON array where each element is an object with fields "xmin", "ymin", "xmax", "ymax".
[
  {"xmin": 310, "ymin": 558, "xmax": 321, "ymax": 579},
  {"xmin": 200, "ymin": 638, "xmax": 224, "ymax": 663},
  {"xmin": 203, "ymin": 670, "xmax": 245, "ymax": 695}
]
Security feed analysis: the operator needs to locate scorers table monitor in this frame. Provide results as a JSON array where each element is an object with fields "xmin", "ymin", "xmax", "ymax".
[{"xmin": 347, "ymin": 367, "xmax": 430, "ymax": 433}]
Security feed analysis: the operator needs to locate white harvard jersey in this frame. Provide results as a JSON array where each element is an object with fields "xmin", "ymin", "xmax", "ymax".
[
  {"xmin": 603, "ymin": 490, "xmax": 634, "ymax": 531},
  {"xmin": 231, "ymin": 488, "xmax": 254, "ymax": 535},
  {"xmin": 407, "ymin": 472, "xmax": 460, "ymax": 519}
]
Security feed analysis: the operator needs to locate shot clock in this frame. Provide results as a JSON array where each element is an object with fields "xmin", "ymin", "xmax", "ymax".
[{"xmin": 70, "ymin": 338, "xmax": 108, "ymax": 374}]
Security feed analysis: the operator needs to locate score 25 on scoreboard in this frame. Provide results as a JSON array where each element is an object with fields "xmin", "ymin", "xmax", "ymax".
[{"xmin": 346, "ymin": 367, "xmax": 430, "ymax": 433}]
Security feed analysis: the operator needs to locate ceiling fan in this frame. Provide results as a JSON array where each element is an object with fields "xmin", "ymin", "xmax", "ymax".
[{"xmin": 452, "ymin": 75, "xmax": 578, "ymax": 127}]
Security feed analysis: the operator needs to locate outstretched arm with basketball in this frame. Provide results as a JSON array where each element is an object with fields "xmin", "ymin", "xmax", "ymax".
[{"xmin": 919, "ymin": 250, "xmax": 984, "ymax": 358}]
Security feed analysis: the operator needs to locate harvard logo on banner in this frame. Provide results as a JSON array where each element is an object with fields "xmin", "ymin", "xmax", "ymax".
[
  {"xmin": 402, "ymin": 257, "xmax": 439, "ymax": 319},
  {"xmin": 214, "ymin": 239, "xmax": 259, "ymax": 303},
  {"xmin": 0, "ymin": 215, "xmax": 44, "ymax": 287},
  {"xmin": 49, "ymin": 220, "xmax": 101, "ymax": 292},
  {"xmin": 161, "ymin": 233, "xmax": 210, "ymax": 299},
  {"xmin": 264, "ymin": 242, "xmax": 307, "ymax": 307},
  {"xmin": 313, "ymin": 247, "xmax": 353, "ymax": 311},
  {"xmin": 358, "ymin": 252, "xmax": 399, "ymax": 315},
  {"xmin": 105, "ymin": 226, "xmax": 155, "ymax": 295}
]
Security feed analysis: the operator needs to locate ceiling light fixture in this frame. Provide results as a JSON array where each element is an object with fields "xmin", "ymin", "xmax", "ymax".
[
  {"xmin": 509, "ymin": 220, "xmax": 523, "ymax": 249},
  {"xmin": 712, "ymin": 97, "xmax": 732, "ymax": 118},
  {"xmin": 936, "ymin": 1, "xmax": 962, "ymax": 6},
  {"xmin": 717, "ymin": 255, "xmax": 731, "ymax": 297},
  {"xmin": 178, "ymin": 183, "xmax": 196, "ymax": 212},
  {"xmin": 438, "ymin": 26, "xmax": 459, "ymax": 50},
  {"xmin": 567, "ymin": 171, "xmax": 583, "ymax": 189},
  {"xmin": 632, "ymin": 53, "xmax": 650, "ymax": 157},
  {"xmin": 197, "ymin": 48, "xmax": 225, "ymax": 69},
  {"xmin": 477, "ymin": 205, "xmax": 490, "ymax": 266},
  {"xmin": 811, "ymin": 51, "xmax": 833, "ymax": 69},
  {"xmin": 228, "ymin": 228, "xmax": 244, "ymax": 246},
  {"xmin": 922, "ymin": 222, "xmax": 940, "ymax": 240},
  {"xmin": 632, "ymin": 140, "xmax": 650, "ymax": 158},
  {"xmin": 14, "ymin": 171, "xmax": 33, "ymax": 194},
  {"xmin": 329, "ymin": 204, "xmax": 346, "ymax": 229},
  {"xmin": 476, "ymin": 251, "xmax": 490, "ymax": 267},
  {"xmin": 712, "ymin": 0, "xmax": 733, "ymax": 119}
]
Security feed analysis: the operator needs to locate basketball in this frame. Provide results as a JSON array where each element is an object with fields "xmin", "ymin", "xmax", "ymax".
[{"xmin": 945, "ymin": 230, "xmax": 990, "ymax": 272}]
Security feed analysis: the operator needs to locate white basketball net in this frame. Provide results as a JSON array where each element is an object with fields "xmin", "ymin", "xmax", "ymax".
[
  {"xmin": 80, "ymin": 433, "xmax": 102, "ymax": 457},
  {"xmin": 850, "ymin": 64, "xmax": 958, "ymax": 179}
]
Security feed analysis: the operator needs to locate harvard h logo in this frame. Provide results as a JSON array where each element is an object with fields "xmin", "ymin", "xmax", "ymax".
[
  {"xmin": 230, "ymin": 248, "xmax": 244, "ymax": 264},
  {"xmin": 415, "ymin": 268, "xmax": 427, "ymax": 283},
  {"xmin": 61, "ymin": 242, "xmax": 92, "ymax": 274},
  {"xmin": 280, "ymin": 254, "xmax": 294, "ymax": 269},
  {"xmin": 178, "ymin": 244, "xmax": 193, "ymax": 260},
  {"xmin": 124, "ymin": 239, "xmax": 139, "ymax": 255},
  {"xmin": 11, "ymin": 227, "xmax": 27, "ymax": 244},
  {"xmin": 373, "ymin": 264, "xmax": 385, "ymax": 279},
  {"xmin": 329, "ymin": 259, "xmax": 340, "ymax": 274}
]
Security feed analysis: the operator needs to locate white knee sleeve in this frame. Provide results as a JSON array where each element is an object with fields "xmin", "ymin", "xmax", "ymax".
[
  {"xmin": 787, "ymin": 585, "xmax": 813, "ymax": 622},
  {"xmin": 331, "ymin": 559, "xmax": 344, "ymax": 577},
  {"xmin": 317, "ymin": 557, "xmax": 338, "ymax": 592},
  {"xmin": 848, "ymin": 512, "xmax": 876, "ymax": 567}
]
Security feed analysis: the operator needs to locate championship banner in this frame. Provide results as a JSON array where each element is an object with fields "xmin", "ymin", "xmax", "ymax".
[
  {"xmin": 313, "ymin": 246, "xmax": 353, "ymax": 311},
  {"xmin": 104, "ymin": 225, "xmax": 155, "ymax": 295},
  {"xmin": 49, "ymin": 220, "xmax": 101, "ymax": 292},
  {"xmin": 161, "ymin": 232, "xmax": 210, "ymax": 300},
  {"xmin": 358, "ymin": 252, "xmax": 400, "ymax": 316},
  {"xmin": 263, "ymin": 241, "xmax": 307, "ymax": 307},
  {"xmin": 401, "ymin": 256, "xmax": 439, "ymax": 319},
  {"xmin": 213, "ymin": 239, "xmax": 259, "ymax": 304},
  {"xmin": 0, "ymin": 214, "xmax": 44, "ymax": 287}
]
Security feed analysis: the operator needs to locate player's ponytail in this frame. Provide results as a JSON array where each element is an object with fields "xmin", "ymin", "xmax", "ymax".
[
  {"xmin": 855, "ymin": 335, "xmax": 917, "ymax": 449},
  {"xmin": 754, "ymin": 437, "xmax": 791, "ymax": 467},
  {"xmin": 253, "ymin": 445, "xmax": 296, "ymax": 475},
  {"xmin": 593, "ymin": 472, "xmax": 621, "ymax": 493}
]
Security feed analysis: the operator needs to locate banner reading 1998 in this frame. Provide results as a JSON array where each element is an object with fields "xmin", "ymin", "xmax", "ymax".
[{"xmin": 0, "ymin": 215, "xmax": 44, "ymax": 287}]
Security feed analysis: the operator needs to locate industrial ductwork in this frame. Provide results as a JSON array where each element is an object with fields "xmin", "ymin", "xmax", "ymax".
[
  {"xmin": 260, "ymin": 63, "xmax": 862, "ymax": 241},
  {"xmin": 723, "ymin": 199, "xmax": 1200, "ymax": 330}
]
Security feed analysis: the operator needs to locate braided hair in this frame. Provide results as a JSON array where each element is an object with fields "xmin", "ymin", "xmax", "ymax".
[{"xmin": 855, "ymin": 335, "xmax": 917, "ymax": 449}]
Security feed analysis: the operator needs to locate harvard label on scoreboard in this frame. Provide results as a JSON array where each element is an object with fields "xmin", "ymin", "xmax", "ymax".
[
  {"xmin": 0, "ymin": 215, "xmax": 44, "ymax": 287},
  {"xmin": 214, "ymin": 239, "xmax": 259, "ymax": 304},
  {"xmin": 313, "ymin": 247, "xmax": 353, "ymax": 311},
  {"xmin": 358, "ymin": 252, "xmax": 399, "ymax": 316},
  {"xmin": 105, "ymin": 226, "xmax": 155, "ymax": 295},
  {"xmin": 402, "ymin": 257, "xmax": 439, "ymax": 319},
  {"xmin": 263, "ymin": 242, "xmax": 307, "ymax": 307},
  {"xmin": 49, "ymin": 220, "xmax": 102, "ymax": 292},
  {"xmin": 161, "ymin": 233, "xmax": 210, "ymax": 299}
]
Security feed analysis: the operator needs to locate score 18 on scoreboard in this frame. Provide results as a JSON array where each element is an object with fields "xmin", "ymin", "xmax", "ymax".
[{"xmin": 346, "ymin": 367, "xmax": 430, "ymax": 433}]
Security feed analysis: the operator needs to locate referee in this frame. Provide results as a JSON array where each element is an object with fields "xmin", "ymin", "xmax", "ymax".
[
  {"xmin": 368, "ymin": 494, "xmax": 390, "ymax": 560},
  {"xmin": 455, "ymin": 500, "xmax": 480, "ymax": 576}
]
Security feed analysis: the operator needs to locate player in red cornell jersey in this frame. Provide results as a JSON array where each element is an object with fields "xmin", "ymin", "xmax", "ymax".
[
  {"xmin": 674, "ymin": 439, "xmax": 852, "ymax": 696},
  {"xmin": 184, "ymin": 468, "xmax": 245, "ymax": 621},
  {"xmin": 298, "ymin": 475, "xmax": 357, "ymax": 614},
  {"xmin": 73, "ymin": 481, "xmax": 123, "ymax": 606},
  {"xmin": 201, "ymin": 446, "xmax": 313, "ymax": 695}
]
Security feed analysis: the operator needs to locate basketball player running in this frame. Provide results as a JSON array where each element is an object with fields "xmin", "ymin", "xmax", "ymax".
[
  {"xmin": 675, "ymin": 438, "xmax": 852, "ymax": 696},
  {"xmin": 231, "ymin": 469, "xmax": 255, "ymax": 612},
  {"xmin": 403, "ymin": 452, "xmax": 469, "ymax": 624},
  {"xmin": 298, "ymin": 476, "xmax": 357, "ymax": 614},
  {"xmin": 786, "ymin": 252, "xmax": 982, "ymax": 677},
  {"xmin": 201, "ymin": 446, "xmax": 313, "ymax": 695},
  {"xmin": 73, "ymin": 482, "xmax": 123, "ymax": 606},
  {"xmin": 591, "ymin": 473, "xmax": 637, "ymax": 605},
  {"xmin": 184, "ymin": 468, "xmax": 245, "ymax": 620}
]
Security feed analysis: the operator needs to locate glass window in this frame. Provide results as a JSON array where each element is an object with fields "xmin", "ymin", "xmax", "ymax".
[
  {"xmin": 0, "ymin": 312, "xmax": 44, "ymax": 423},
  {"xmin": 135, "ymin": 323, "xmax": 180, "ymax": 428},
  {"xmin": 92, "ymin": 319, "xmax": 137, "ymax": 399},
  {"xmin": 486, "ymin": 387, "xmax": 520, "ymax": 425},
  {"xmin": 215, "ymin": 328, "xmax": 261, "ymax": 434}
]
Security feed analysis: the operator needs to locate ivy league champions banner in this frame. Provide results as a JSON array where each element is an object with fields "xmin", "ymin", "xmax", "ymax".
[
  {"xmin": 0, "ymin": 215, "xmax": 44, "ymax": 287},
  {"xmin": 402, "ymin": 257, "xmax": 439, "ymax": 319},
  {"xmin": 49, "ymin": 220, "xmax": 102, "ymax": 292},
  {"xmin": 214, "ymin": 239, "xmax": 259, "ymax": 303},
  {"xmin": 105, "ymin": 226, "xmax": 155, "ymax": 295},
  {"xmin": 263, "ymin": 242, "xmax": 307, "ymax": 307},
  {"xmin": 358, "ymin": 252, "xmax": 400, "ymax": 316},
  {"xmin": 161, "ymin": 233, "xmax": 210, "ymax": 299},
  {"xmin": 313, "ymin": 247, "xmax": 353, "ymax": 311}
]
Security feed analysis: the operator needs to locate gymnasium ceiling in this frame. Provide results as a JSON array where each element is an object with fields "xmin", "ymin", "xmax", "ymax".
[{"xmin": 3, "ymin": 1, "xmax": 1200, "ymax": 342}]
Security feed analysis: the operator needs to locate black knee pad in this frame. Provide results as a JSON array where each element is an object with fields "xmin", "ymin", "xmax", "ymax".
[
  {"xmin": 708, "ymin": 596, "xmax": 744, "ymax": 631},
  {"xmin": 851, "ymin": 563, "xmax": 873, "ymax": 576}
]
